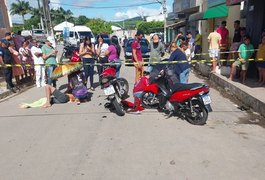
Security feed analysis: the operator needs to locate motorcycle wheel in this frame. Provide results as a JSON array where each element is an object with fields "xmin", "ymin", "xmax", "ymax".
[
  {"xmin": 116, "ymin": 78, "xmax": 129, "ymax": 99},
  {"xmin": 112, "ymin": 97, "xmax": 125, "ymax": 116},
  {"xmin": 140, "ymin": 91, "xmax": 159, "ymax": 108},
  {"xmin": 185, "ymin": 100, "xmax": 208, "ymax": 125}
]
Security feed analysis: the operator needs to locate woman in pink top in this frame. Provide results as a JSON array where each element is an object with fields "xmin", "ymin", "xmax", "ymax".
[
  {"xmin": 105, "ymin": 35, "xmax": 121, "ymax": 77},
  {"xmin": 19, "ymin": 40, "xmax": 35, "ymax": 81}
]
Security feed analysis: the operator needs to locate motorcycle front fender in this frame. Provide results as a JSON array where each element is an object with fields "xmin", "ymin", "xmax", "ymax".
[
  {"xmin": 205, "ymin": 104, "xmax": 213, "ymax": 112},
  {"xmin": 143, "ymin": 84, "xmax": 159, "ymax": 94},
  {"xmin": 197, "ymin": 96, "xmax": 213, "ymax": 113}
]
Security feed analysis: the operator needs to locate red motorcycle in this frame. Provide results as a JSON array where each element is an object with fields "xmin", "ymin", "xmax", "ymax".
[
  {"xmin": 100, "ymin": 64, "xmax": 129, "ymax": 116},
  {"xmin": 140, "ymin": 71, "xmax": 212, "ymax": 125}
]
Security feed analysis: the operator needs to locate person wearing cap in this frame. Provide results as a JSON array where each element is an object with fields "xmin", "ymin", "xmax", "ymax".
[
  {"xmin": 132, "ymin": 30, "xmax": 144, "ymax": 81},
  {"xmin": 4, "ymin": 32, "xmax": 12, "ymax": 42},
  {"xmin": 147, "ymin": 34, "xmax": 165, "ymax": 72},
  {"xmin": 42, "ymin": 37, "xmax": 58, "ymax": 87},
  {"xmin": 0, "ymin": 39, "xmax": 16, "ymax": 92},
  {"xmin": 31, "ymin": 39, "xmax": 45, "ymax": 88}
]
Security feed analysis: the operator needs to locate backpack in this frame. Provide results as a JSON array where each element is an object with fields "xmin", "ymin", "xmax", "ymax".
[{"xmin": 70, "ymin": 72, "xmax": 88, "ymax": 99}]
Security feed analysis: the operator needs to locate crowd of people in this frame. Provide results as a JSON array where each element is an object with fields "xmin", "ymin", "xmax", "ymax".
[
  {"xmin": 207, "ymin": 20, "xmax": 265, "ymax": 85},
  {"xmin": 1, "ymin": 23, "xmax": 265, "ymax": 110},
  {"xmin": 0, "ymin": 31, "xmax": 59, "ymax": 93}
]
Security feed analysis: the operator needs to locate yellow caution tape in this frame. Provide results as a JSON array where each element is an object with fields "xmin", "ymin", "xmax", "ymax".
[{"xmin": 0, "ymin": 49, "xmax": 263, "ymax": 67}]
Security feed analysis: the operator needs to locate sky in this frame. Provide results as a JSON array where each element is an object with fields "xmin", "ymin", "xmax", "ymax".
[{"xmin": 7, "ymin": 0, "xmax": 174, "ymax": 24}]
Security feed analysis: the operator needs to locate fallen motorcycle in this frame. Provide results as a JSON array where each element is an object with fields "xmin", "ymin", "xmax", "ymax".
[
  {"xmin": 100, "ymin": 63, "xmax": 129, "ymax": 116},
  {"xmin": 140, "ymin": 69, "xmax": 212, "ymax": 125}
]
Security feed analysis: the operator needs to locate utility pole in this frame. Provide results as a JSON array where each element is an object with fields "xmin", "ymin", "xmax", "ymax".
[
  {"xmin": 37, "ymin": 0, "xmax": 44, "ymax": 30},
  {"xmin": 162, "ymin": 0, "xmax": 167, "ymax": 43},
  {"xmin": 42, "ymin": 0, "xmax": 48, "ymax": 35}
]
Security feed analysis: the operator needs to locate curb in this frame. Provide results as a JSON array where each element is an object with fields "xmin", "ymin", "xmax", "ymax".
[
  {"xmin": 209, "ymin": 73, "xmax": 265, "ymax": 117},
  {"xmin": 193, "ymin": 62, "xmax": 265, "ymax": 117},
  {"xmin": 0, "ymin": 83, "xmax": 35, "ymax": 102}
]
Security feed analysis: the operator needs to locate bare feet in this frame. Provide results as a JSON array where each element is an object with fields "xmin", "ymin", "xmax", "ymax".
[
  {"xmin": 19, "ymin": 104, "xmax": 30, "ymax": 109},
  {"xmin": 42, "ymin": 103, "xmax": 51, "ymax": 108}
]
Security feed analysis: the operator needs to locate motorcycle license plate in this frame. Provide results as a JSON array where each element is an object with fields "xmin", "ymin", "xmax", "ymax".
[
  {"xmin": 104, "ymin": 85, "xmax": 115, "ymax": 95},
  {"xmin": 202, "ymin": 94, "xmax": 211, "ymax": 105}
]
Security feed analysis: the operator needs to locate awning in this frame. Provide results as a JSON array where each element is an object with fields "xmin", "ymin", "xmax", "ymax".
[
  {"xmin": 166, "ymin": 20, "xmax": 186, "ymax": 28},
  {"xmin": 203, "ymin": 4, "xmax": 228, "ymax": 19},
  {"xmin": 188, "ymin": 12, "xmax": 205, "ymax": 21}
]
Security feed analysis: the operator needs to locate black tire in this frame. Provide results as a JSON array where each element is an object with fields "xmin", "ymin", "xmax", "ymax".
[
  {"xmin": 116, "ymin": 78, "xmax": 129, "ymax": 99},
  {"xmin": 140, "ymin": 91, "xmax": 159, "ymax": 108},
  {"xmin": 112, "ymin": 97, "xmax": 125, "ymax": 116},
  {"xmin": 185, "ymin": 100, "xmax": 208, "ymax": 125}
]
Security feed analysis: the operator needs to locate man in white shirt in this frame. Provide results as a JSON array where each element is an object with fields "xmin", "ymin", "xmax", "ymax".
[{"xmin": 31, "ymin": 39, "xmax": 45, "ymax": 87}]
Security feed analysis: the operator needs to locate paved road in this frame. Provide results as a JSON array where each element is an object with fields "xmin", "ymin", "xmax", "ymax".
[{"xmin": 0, "ymin": 64, "xmax": 265, "ymax": 180}]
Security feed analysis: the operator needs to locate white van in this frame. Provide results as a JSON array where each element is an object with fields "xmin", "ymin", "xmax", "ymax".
[{"xmin": 68, "ymin": 26, "xmax": 95, "ymax": 46}]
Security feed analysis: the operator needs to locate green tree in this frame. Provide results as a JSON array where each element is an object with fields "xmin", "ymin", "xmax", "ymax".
[
  {"xmin": 10, "ymin": 0, "xmax": 32, "ymax": 27},
  {"xmin": 137, "ymin": 21, "xmax": 164, "ymax": 34},
  {"xmin": 30, "ymin": 7, "xmax": 41, "ymax": 19},
  {"xmin": 24, "ymin": 16, "xmax": 40, "ymax": 30},
  {"xmin": 50, "ymin": 7, "xmax": 74, "ymax": 25},
  {"xmin": 75, "ymin": 15, "xmax": 89, "ymax": 25},
  {"xmin": 86, "ymin": 18, "xmax": 112, "ymax": 35},
  {"xmin": 12, "ymin": 25, "xmax": 24, "ymax": 33}
]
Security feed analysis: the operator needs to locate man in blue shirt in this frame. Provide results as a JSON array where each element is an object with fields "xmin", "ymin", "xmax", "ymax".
[
  {"xmin": 168, "ymin": 46, "xmax": 190, "ymax": 84},
  {"xmin": 0, "ymin": 39, "xmax": 16, "ymax": 92}
]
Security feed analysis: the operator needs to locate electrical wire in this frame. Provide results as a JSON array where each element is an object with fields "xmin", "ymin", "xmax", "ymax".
[{"xmin": 49, "ymin": 1, "xmax": 159, "ymax": 9}]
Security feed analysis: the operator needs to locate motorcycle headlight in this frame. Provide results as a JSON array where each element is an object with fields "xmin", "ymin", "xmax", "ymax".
[
  {"xmin": 144, "ymin": 52, "xmax": 150, "ymax": 56},
  {"xmin": 125, "ymin": 52, "xmax": 132, "ymax": 56},
  {"xmin": 101, "ymin": 77, "xmax": 109, "ymax": 84}
]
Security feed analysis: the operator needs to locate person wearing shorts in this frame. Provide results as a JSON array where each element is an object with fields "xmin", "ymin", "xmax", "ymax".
[
  {"xmin": 43, "ymin": 85, "xmax": 77, "ymax": 108},
  {"xmin": 208, "ymin": 26, "xmax": 221, "ymax": 73},
  {"xmin": 229, "ymin": 35, "xmax": 254, "ymax": 84}
]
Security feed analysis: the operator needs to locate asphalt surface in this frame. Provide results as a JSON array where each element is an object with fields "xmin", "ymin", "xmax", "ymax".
[{"xmin": 0, "ymin": 62, "xmax": 265, "ymax": 180}]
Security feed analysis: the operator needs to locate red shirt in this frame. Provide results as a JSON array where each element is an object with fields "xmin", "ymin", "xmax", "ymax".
[
  {"xmin": 217, "ymin": 27, "xmax": 229, "ymax": 45},
  {"xmin": 133, "ymin": 76, "xmax": 149, "ymax": 93},
  {"xmin": 131, "ymin": 39, "xmax": 142, "ymax": 62}
]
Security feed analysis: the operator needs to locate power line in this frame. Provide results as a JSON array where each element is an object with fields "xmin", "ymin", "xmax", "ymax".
[{"xmin": 49, "ymin": 1, "xmax": 159, "ymax": 9}]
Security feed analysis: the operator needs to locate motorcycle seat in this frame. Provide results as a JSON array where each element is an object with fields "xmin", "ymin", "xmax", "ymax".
[{"xmin": 171, "ymin": 83, "xmax": 204, "ymax": 92}]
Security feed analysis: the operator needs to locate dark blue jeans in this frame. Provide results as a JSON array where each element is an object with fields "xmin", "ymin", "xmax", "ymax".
[
  {"xmin": 46, "ymin": 65, "xmax": 57, "ymax": 87},
  {"xmin": 4, "ymin": 67, "xmax": 14, "ymax": 89},
  {"xmin": 83, "ymin": 57, "xmax": 95, "ymax": 88}
]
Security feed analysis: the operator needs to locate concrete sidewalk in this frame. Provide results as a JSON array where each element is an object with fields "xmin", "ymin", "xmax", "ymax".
[{"xmin": 195, "ymin": 63, "xmax": 265, "ymax": 117}]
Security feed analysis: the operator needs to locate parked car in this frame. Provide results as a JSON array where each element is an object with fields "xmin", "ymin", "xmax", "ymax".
[
  {"xmin": 32, "ymin": 29, "xmax": 46, "ymax": 43},
  {"xmin": 95, "ymin": 33, "xmax": 111, "ymax": 45},
  {"xmin": 21, "ymin": 30, "xmax": 32, "ymax": 37},
  {"xmin": 124, "ymin": 38, "xmax": 150, "ymax": 65}
]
